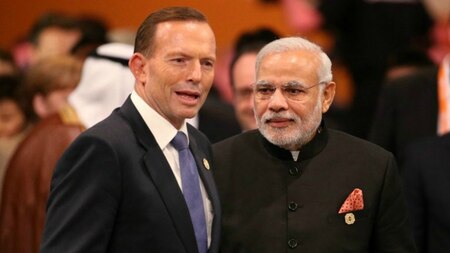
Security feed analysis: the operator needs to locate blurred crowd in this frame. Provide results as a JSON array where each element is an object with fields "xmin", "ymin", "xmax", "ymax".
[{"xmin": 0, "ymin": 0, "xmax": 450, "ymax": 252}]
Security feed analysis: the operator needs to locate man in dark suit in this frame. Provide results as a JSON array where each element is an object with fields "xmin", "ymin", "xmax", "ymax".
[
  {"xmin": 369, "ymin": 67, "xmax": 438, "ymax": 167},
  {"xmin": 197, "ymin": 93, "xmax": 241, "ymax": 143},
  {"xmin": 403, "ymin": 133, "xmax": 450, "ymax": 253},
  {"xmin": 213, "ymin": 36, "xmax": 415, "ymax": 252},
  {"xmin": 40, "ymin": 7, "xmax": 221, "ymax": 253}
]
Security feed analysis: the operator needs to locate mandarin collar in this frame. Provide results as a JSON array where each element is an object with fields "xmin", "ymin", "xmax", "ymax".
[{"xmin": 259, "ymin": 121, "xmax": 328, "ymax": 162}]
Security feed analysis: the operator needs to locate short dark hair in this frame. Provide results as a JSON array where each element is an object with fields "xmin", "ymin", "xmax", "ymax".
[
  {"xmin": 0, "ymin": 48, "xmax": 17, "ymax": 74},
  {"xmin": 0, "ymin": 48, "xmax": 14, "ymax": 63},
  {"xmin": 28, "ymin": 12, "xmax": 80, "ymax": 45},
  {"xmin": 229, "ymin": 28, "xmax": 280, "ymax": 87},
  {"xmin": 0, "ymin": 75, "xmax": 21, "ymax": 101},
  {"xmin": 387, "ymin": 48, "xmax": 433, "ymax": 70},
  {"xmin": 0, "ymin": 75, "xmax": 28, "ymax": 116},
  {"xmin": 71, "ymin": 16, "xmax": 109, "ymax": 57},
  {"xmin": 134, "ymin": 6, "xmax": 207, "ymax": 56}
]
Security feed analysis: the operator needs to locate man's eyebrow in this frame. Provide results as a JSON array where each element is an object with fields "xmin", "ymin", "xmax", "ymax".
[
  {"xmin": 285, "ymin": 80, "xmax": 304, "ymax": 86},
  {"xmin": 201, "ymin": 55, "xmax": 216, "ymax": 62},
  {"xmin": 165, "ymin": 51, "xmax": 190, "ymax": 58},
  {"xmin": 255, "ymin": 80, "xmax": 272, "ymax": 85}
]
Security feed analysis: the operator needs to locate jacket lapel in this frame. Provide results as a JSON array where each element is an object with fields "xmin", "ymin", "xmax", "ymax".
[
  {"xmin": 118, "ymin": 97, "xmax": 198, "ymax": 253},
  {"xmin": 142, "ymin": 148, "xmax": 198, "ymax": 253}
]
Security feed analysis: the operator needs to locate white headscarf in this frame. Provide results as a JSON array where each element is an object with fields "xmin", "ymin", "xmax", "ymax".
[{"xmin": 69, "ymin": 43, "xmax": 135, "ymax": 128}]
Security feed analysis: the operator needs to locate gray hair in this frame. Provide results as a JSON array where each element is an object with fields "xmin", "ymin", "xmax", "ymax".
[{"xmin": 255, "ymin": 37, "xmax": 333, "ymax": 84}]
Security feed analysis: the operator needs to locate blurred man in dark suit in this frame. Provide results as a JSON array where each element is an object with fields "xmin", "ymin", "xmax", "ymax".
[{"xmin": 403, "ymin": 133, "xmax": 450, "ymax": 253}]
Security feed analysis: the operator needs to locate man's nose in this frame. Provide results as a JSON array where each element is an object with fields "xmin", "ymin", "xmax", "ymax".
[
  {"xmin": 268, "ymin": 88, "xmax": 288, "ymax": 112},
  {"xmin": 187, "ymin": 61, "xmax": 202, "ymax": 84}
]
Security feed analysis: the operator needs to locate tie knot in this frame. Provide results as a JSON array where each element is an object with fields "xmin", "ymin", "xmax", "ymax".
[{"xmin": 171, "ymin": 131, "xmax": 189, "ymax": 151}]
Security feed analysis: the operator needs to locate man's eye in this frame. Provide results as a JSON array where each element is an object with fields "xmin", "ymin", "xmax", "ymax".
[
  {"xmin": 202, "ymin": 60, "xmax": 214, "ymax": 69},
  {"xmin": 172, "ymin": 58, "xmax": 186, "ymax": 64},
  {"xmin": 257, "ymin": 87, "xmax": 275, "ymax": 94},
  {"xmin": 285, "ymin": 88, "xmax": 303, "ymax": 95}
]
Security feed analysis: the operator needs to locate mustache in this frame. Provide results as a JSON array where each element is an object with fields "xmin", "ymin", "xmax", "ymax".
[{"xmin": 261, "ymin": 111, "xmax": 299, "ymax": 122}]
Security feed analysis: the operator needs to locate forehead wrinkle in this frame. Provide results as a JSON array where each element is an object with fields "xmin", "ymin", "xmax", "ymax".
[{"xmin": 154, "ymin": 21, "xmax": 216, "ymax": 59}]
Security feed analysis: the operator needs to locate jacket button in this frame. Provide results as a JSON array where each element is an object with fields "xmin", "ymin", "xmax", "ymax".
[
  {"xmin": 288, "ymin": 239, "xmax": 298, "ymax": 249},
  {"xmin": 289, "ymin": 167, "xmax": 299, "ymax": 176},
  {"xmin": 288, "ymin": 202, "xmax": 298, "ymax": 211}
]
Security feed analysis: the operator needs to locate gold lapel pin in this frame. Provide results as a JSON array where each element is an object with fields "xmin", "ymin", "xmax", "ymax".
[
  {"xmin": 203, "ymin": 158, "xmax": 210, "ymax": 170},
  {"xmin": 345, "ymin": 213, "xmax": 355, "ymax": 225}
]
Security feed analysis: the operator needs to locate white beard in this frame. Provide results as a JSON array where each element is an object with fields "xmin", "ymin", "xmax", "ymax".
[{"xmin": 256, "ymin": 100, "xmax": 323, "ymax": 151}]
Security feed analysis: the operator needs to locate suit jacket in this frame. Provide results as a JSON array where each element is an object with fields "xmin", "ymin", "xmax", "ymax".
[
  {"xmin": 319, "ymin": 0, "xmax": 432, "ymax": 138},
  {"xmin": 369, "ymin": 67, "xmax": 438, "ymax": 167},
  {"xmin": 198, "ymin": 96, "xmax": 241, "ymax": 144},
  {"xmin": 40, "ymin": 97, "xmax": 221, "ymax": 253},
  {"xmin": 213, "ymin": 125, "xmax": 415, "ymax": 253},
  {"xmin": 402, "ymin": 134, "xmax": 450, "ymax": 253}
]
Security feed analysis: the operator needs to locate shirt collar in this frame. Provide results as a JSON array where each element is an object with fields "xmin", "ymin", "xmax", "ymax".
[{"xmin": 130, "ymin": 91, "xmax": 189, "ymax": 150}]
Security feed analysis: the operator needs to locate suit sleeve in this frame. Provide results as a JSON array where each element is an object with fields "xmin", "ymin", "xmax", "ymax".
[
  {"xmin": 372, "ymin": 154, "xmax": 417, "ymax": 253},
  {"xmin": 40, "ymin": 135, "xmax": 121, "ymax": 253},
  {"xmin": 402, "ymin": 145, "xmax": 425, "ymax": 252},
  {"xmin": 368, "ymin": 84, "xmax": 397, "ymax": 154}
]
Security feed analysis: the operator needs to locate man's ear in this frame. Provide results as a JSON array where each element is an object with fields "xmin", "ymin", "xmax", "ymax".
[
  {"xmin": 32, "ymin": 94, "xmax": 49, "ymax": 118},
  {"xmin": 128, "ymin": 53, "xmax": 148, "ymax": 83},
  {"xmin": 321, "ymin": 81, "xmax": 336, "ymax": 113}
]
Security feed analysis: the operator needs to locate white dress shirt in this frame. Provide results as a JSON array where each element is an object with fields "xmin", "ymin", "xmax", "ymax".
[{"xmin": 130, "ymin": 91, "xmax": 213, "ymax": 246}]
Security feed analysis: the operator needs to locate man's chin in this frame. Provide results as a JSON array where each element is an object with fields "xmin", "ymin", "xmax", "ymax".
[
  {"xmin": 183, "ymin": 113, "xmax": 197, "ymax": 120},
  {"xmin": 178, "ymin": 107, "xmax": 200, "ymax": 119},
  {"xmin": 261, "ymin": 124, "xmax": 289, "ymax": 139}
]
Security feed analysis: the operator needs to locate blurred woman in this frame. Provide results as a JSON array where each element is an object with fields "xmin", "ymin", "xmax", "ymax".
[{"xmin": 0, "ymin": 75, "xmax": 30, "ymax": 197}]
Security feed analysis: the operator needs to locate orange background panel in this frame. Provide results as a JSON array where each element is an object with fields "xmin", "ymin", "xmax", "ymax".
[{"xmin": 0, "ymin": 0, "xmax": 295, "ymax": 53}]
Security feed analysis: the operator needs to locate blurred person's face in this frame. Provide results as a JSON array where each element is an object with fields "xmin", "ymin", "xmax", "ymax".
[
  {"xmin": 33, "ymin": 88, "xmax": 74, "ymax": 118},
  {"xmin": 0, "ymin": 99, "xmax": 26, "ymax": 138},
  {"xmin": 32, "ymin": 27, "xmax": 81, "ymax": 64},
  {"xmin": 254, "ymin": 50, "xmax": 335, "ymax": 150},
  {"xmin": 130, "ymin": 21, "xmax": 216, "ymax": 129},
  {"xmin": 232, "ymin": 53, "xmax": 257, "ymax": 131}
]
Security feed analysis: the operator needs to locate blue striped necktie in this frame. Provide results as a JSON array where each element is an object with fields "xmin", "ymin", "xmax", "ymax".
[{"xmin": 171, "ymin": 131, "xmax": 207, "ymax": 253}]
